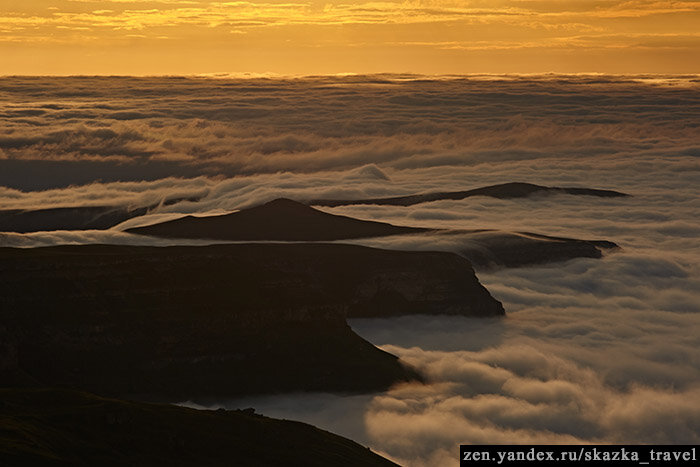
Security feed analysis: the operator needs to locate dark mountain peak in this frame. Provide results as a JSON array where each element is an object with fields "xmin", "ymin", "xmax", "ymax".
[
  {"xmin": 127, "ymin": 197, "xmax": 426, "ymax": 241},
  {"xmin": 257, "ymin": 197, "xmax": 309, "ymax": 210},
  {"xmin": 244, "ymin": 197, "xmax": 320, "ymax": 216}
]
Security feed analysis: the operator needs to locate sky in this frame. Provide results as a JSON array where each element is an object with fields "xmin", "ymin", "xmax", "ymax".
[{"xmin": 2, "ymin": 0, "xmax": 699, "ymax": 75}]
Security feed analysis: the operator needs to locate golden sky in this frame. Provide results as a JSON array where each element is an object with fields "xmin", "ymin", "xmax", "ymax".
[{"xmin": 2, "ymin": 0, "xmax": 699, "ymax": 75}]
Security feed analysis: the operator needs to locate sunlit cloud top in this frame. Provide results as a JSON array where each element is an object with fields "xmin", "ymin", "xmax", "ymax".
[{"xmin": 2, "ymin": 1, "xmax": 699, "ymax": 74}]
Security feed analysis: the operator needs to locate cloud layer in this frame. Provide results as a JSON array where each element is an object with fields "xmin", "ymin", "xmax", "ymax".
[
  {"xmin": 162, "ymin": 114, "xmax": 698, "ymax": 466},
  {"xmin": 184, "ymin": 250, "xmax": 700, "ymax": 465},
  {"xmin": 4, "ymin": 76, "xmax": 700, "ymax": 466},
  {"xmin": 1, "ymin": 75, "xmax": 699, "ymax": 188}
]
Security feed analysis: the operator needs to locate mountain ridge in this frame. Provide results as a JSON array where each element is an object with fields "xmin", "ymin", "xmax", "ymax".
[
  {"xmin": 309, "ymin": 182, "xmax": 630, "ymax": 207},
  {"xmin": 127, "ymin": 198, "xmax": 428, "ymax": 241},
  {"xmin": 0, "ymin": 242, "xmax": 503, "ymax": 399}
]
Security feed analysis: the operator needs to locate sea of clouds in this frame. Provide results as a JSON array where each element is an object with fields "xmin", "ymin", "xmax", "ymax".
[
  {"xmin": 181, "ymin": 170, "xmax": 699, "ymax": 465},
  {"xmin": 2, "ymin": 75, "xmax": 699, "ymax": 466},
  {"xmin": 2, "ymin": 74, "xmax": 698, "ymax": 190}
]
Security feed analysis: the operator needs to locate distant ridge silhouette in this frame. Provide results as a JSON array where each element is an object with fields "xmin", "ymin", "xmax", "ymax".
[
  {"xmin": 309, "ymin": 182, "xmax": 630, "ymax": 207},
  {"xmin": 0, "ymin": 195, "xmax": 202, "ymax": 233},
  {"xmin": 127, "ymin": 198, "xmax": 427, "ymax": 241}
]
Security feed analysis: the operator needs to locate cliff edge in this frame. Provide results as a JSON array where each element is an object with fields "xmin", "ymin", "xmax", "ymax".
[{"xmin": 0, "ymin": 243, "xmax": 503, "ymax": 399}]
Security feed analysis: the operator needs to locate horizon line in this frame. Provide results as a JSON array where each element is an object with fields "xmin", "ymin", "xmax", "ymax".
[{"xmin": 2, "ymin": 72, "xmax": 699, "ymax": 80}]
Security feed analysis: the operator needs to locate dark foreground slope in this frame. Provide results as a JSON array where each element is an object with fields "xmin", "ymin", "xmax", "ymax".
[
  {"xmin": 0, "ymin": 243, "xmax": 502, "ymax": 399},
  {"xmin": 310, "ymin": 182, "xmax": 629, "ymax": 207},
  {"xmin": 0, "ymin": 388, "xmax": 398, "ymax": 467},
  {"xmin": 127, "ymin": 198, "xmax": 427, "ymax": 240}
]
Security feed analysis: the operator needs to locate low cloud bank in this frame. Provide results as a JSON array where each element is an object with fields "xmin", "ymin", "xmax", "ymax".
[
  {"xmin": 188, "ymin": 248, "xmax": 700, "ymax": 465},
  {"xmin": 1, "ymin": 75, "xmax": 698, "ymax": 189},
  {"xmin": 0, "ymin": 229, "xmax": 225, "ymax": 248},
  {"xmin": 164, "ymin": 152, "xmax": 698, "ymax": 466}
]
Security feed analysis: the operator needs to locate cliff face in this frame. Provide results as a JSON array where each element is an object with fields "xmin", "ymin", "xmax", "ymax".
[
  {"xmin": 0, "ymin": 243, "xmax": 503, "ymax": 399},
  {"xmin": 343, "ymin": 247, "xmax": 504, "ymax": 317}
]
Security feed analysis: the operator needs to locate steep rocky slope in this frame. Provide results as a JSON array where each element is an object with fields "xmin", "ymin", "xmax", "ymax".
[{"xmin": 0, "ymin": 243, "xmax": 503, "ymax": 399}]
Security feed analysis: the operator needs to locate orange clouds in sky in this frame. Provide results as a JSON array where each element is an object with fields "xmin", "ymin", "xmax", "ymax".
[{"xmin": 1, "ymin": 1, "xmax": 699, "ymax": 74}]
